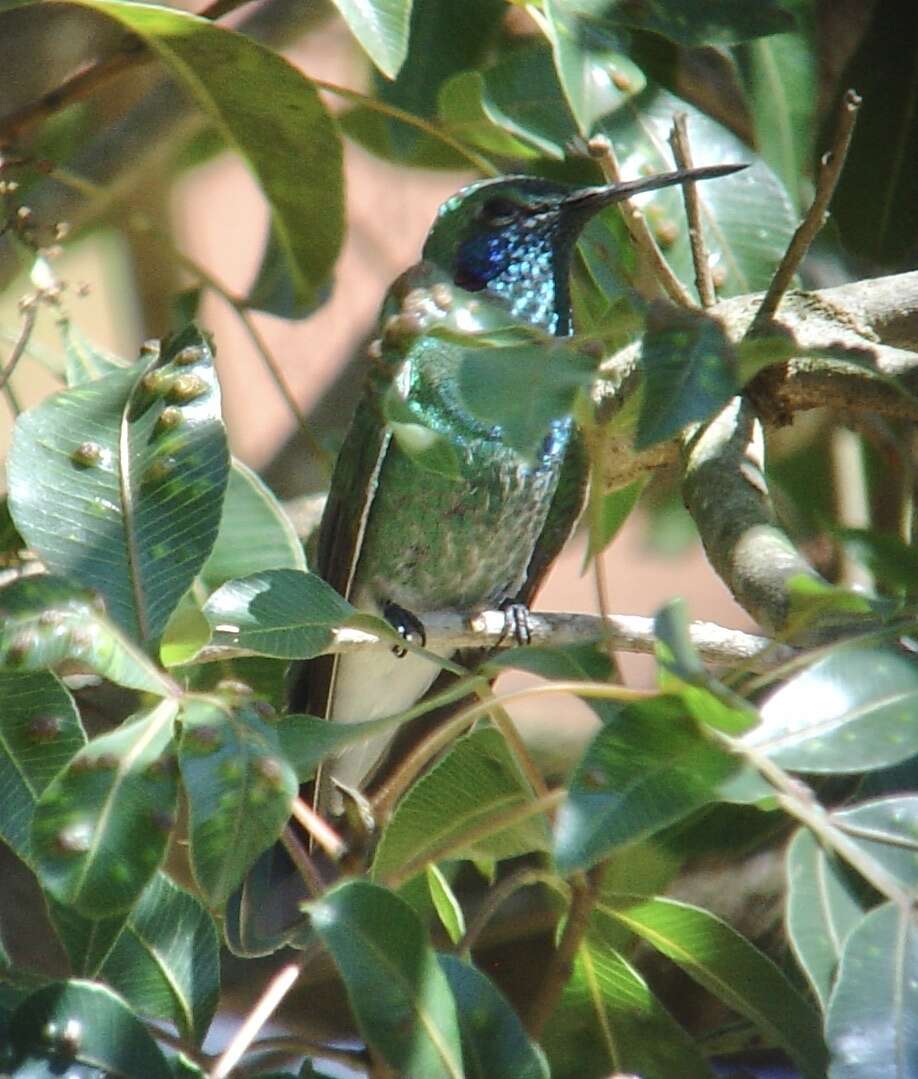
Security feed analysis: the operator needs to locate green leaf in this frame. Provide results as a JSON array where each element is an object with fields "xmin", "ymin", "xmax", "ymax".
[
  {"xmin": 785, "ymin": 828, "xmax": 869, "ymax": 1008},
  {"xmin": 31, "ymin": 700, "xmax": 179, "ymax": 917},
  {"xmin": 8, "ymin": 325, "xmax": 229, "ymax": 646},
  {"xmin": 309, "ymin": 880, "xmax": 464, "ymax": 1079},
  {"xmin": 341, "ymin": 0, "xmax": 504, "ymax": 167},
  {"xmin": 635, "ymin": 302, "xmax": 738, "ymax": 449},
  {"xmin": 584, "ymin": 477, "xmax": 645, "ymax": 561},
  {"xmin": 554, "ymin": 696, "xmax": 757, "ymax": 873},
  {"xmin": 7, "ymin": 979, "xmax": 173, "ymax": 1078},
  {"xmin": 543, "ymin": 0, "xmax": 645, "ymax": 136},
  {"xmin": 47, "ymin": 895, "xmax": 128, "ymax": 980},
  {"xmin": 458, "ymin": 341, "xmax": 596, "ymax": 457},
  {"xmin": 603, "ymin": 894, "xmax": 827, "ymax": 1079},
  {"xmin": 99, "ymin": 872, "xmax": 220, "ymax": 1042},
  {"xmin": 826, "ymin": 902, "xmax": 918, "ymax": 1078},
  {"xmin": 544, "ymin": 905, "xmax": 713, "ymax": 1079},
  {"xmin": 438, "ymin": 954, "xmax": 550, "ymax": 1079},
  {"xmin": 437, "ymin": 71, "xmax": 539, "ymax": 159},
  {"xmin": 831, "ymin": 796, "xmax": 918, "ymax": 894},
  {"xmin": 0, "ymin": 575, "xmax": 173, "ymax": 694},
  {"xmin": 746, "ymin": 645, "xmax": 918, "ymax": 773},
  {"xmin": 275, "ymin": 711, "xmax": 411, "ymax": 782},
  {"xmin": 203, "ymin": 569, "xmax": 355, "ymax": 659},
  {"xmin": 0, "ymin": 671, "xmax": 85, "ymax": 862},
  {"xmin": 373, "ymin": 728, "xmax": 550, "ymax": 885},
  {"xmin": 60, "ymin": 319, "xmax": 128, "ymax": 387},
  {"xmin": 546, "ymin": 0, "xmax": 795, "ymax": 46},
  {"xmin": 737, "ymin": 22, "xmax": 818, "ymax": 210},
  {"xmin": 384, "ymin": 386, "xmax": 462, "ymax": 480},
  {"xmin": 178, "ymin": 696, "xmax": 297, "ymax": 906},
  {"xmin": 70, "ymin": 0, "xmax": 343, "ymax": 311},
  {"xmin": 829, "ymin": 1, "xmax": 918, "ymax": 264},
  {"xmin": 331, "ymin": 0, "xmax": 413, "ymax": 79},
  {"xmin": 426, "ymin": 865, "xmax": 465, "ymax": 946},
  {"xmin": 836, "ymin": 528, "xmax": 918, "ymax": 594}
]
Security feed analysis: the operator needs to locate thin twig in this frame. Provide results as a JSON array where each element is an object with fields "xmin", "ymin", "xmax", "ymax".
[
  {"xmin": 210, "ymin": 960, "xmax": 306, "ymax": 1079},
  {"xmin": 458, "ymin": 867, "xmax": 564, "ymax": 957},
  {"xmin": 279, "ymin": 824, "xmax": 325, "ymax": 896},
  {"xmin": 290, "ymin": 796, "xmax": 347, "ymax": 861},
  {"xmin": 752, "ymin": 89, "xmax": 862, "ymax": 329},
  {"xmin": 0, "ymin": 299, "xmax": 37, "ymax": 393},
  {"xmin": 526, "ymin": 865, "xmax": 604, "ymax": 1038},
  {"xmin": 587, "ymin": 134, "xmax": 694, "ymax": 307},
  {"xmin": 668, "ymin": 113, "xmax": 716, "ymax": 307}
]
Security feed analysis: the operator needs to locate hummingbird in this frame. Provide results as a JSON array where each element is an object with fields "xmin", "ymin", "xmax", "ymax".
[{"xmin": 293, "ymin": 162, "xmax": 746, "ymax": 804}]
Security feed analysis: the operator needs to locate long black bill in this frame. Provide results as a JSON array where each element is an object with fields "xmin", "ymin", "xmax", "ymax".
[{"xmin": 563, "ymin": 161, "xmax": 748, "ymax": 211}]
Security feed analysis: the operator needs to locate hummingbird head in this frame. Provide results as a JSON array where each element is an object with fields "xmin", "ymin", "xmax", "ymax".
[{"xmin": 422, "ymin": 164, "xmax": 746, "ymax": 336}]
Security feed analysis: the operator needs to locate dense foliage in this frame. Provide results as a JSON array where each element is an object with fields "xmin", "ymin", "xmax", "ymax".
[{"xmin": 0, "ymin": 1, "xmax": 916, "ymax": 1077}]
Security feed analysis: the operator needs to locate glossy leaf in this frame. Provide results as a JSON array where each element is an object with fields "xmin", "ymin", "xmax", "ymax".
[
  {"xmin": 543, "ymin": 0, "xmax": 645, "ymax": 136},
  {"xmin": 604, "ymin": 894, "xmax": 827, "ymax": 1078},
  {"xmin": 0, "ymin": 671, "xmax": 84, "ymax": 862},
  {"xmin": 46, "ymin": 896, "xmax": 127, "ymax": 979},
  {"xmin": 785, "ymin": 828, "xmax": 869, "ymax": 1007},
  {"xmin": 747, "ymin": 645, "xmax": 918, "ymax": 773},
  {"xmin": 554, "ymin": 696, "xmax": 760, "ymax": 873},
  {"xmin": 70, "ymin": 0, "xmax": 344, "ymax": 311},
  {"xmin": 372, "ymin": 728, "xmax": 550, "ymax": 885},
  {"xmin": 178, "ymin": 696, "xmax": 297, "ymax": 906},
  {"xmin": 832, "ymin": 796, "xmax": 918, "ymax": 894},
  {"xmin": 31, "ymin": 700, "xmax": 179, "ymax": 917},
  {"xmin": 0, "ymin": 575, "xmax": 172, "ymax": 694},
  {"xmin": 203, "ymin": 568, "xmax": 355, "ymax": 659},
  {"xmin": 7, "ymin": 979, "xmax": 173, "ymax": 1078},
  {"xmin": 544, "ymin": 904, "xmax": 712, "ymax": 1079},
  {"xmin": 8, "ymin": 325, "xmax": 229, "ymax": 646},
  {"xmin": 438, "ymin": 954, "xmax": 549, "ymax": 1079},
  {"xmin": 635, "ymin": 302, "xmax": 737, "ymax": 449},
  {"xmin": 826, "ymin": 902, "xmax": 918, "ymax": 1079},
  {"xmin": 437, "ymin": 71, "xmax": 539, "ymax": 159},
  {"xmin": 546, "ymin": 0, "xmax": 795, "ymax": 46},
  {"xmin": 331, "ymin": 0, "xmax": 413, "ymax": 79},
  {"xmin": 99, "ymin": 872, "xmax": 220, "ymax": 1042},
  {"xmin": 309, "ymin": 880, "xmax": 464, "ymax": 1079}
]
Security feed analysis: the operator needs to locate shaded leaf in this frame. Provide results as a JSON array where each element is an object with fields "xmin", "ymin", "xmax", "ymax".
[
  {"xmin": 60, "ymin": 319, "xmax": 128, "ymax": 388},
  {"xmin": 747, "ymin": 645, "xmax": 918, "ymax": 773},
  {"xmin": 203, "ymin": 569, "xmax": 355, "ymax": 659},
  {"xmin": 100, "ymin": 872, "xmax": 219, "ymax": 1042},
  {"xmin": 309, "ymin": 880, "xmax": 464, "ymax": 1079},
  {"xmin": 544, "ymin": 904, "xmax": 712, "ymax": 1079},
  {"xmin": 331, "ymin": 0, "xmax": 413, "ymax": 79},
  {"xmin": 276, "ymin": 710, "xmax": 411, "ymax": 782},
  {"xmin": 438, "ymin": 954, "xmax": 549, "ymax": 1079},
  {"xmin": 826, "ymin": 902, "xmax": 918, "ymax": 1078},
  {"xmin": 836, "ymin": 528, "xmax": 918, "ymax": 594},
  {"xmin": 785, "ymin": 828, "xmax": 869, "ymax": 1007},
  {"xmin": 178, "ymin": 696, "xmax": 297, "ymax": 906},
  {"xmin": 0, "ymin": 575, "xmax": 172, "ymax": 694},
  {"xmin": 31, "ymin": 700, "xmax": 179, "ymax": 917},
  {"xmin": 8, "ymin": 979, "xmax": 173, "ymax": 1078},
  {"xmin": 373, "ymin": 728, "xmax": 550, "ymax": 885},
  {"xmin": 8, "ymin": 325, "xmax": 229, "ymax": 646},
  {"xmin": 604, "ymin": 894, "xmax": 827, "ymax": 1078},
  {"xmin": 0, "ymin": 671, "xmax": 84, "ymax": 862},
  {"xmin": 437, "ymin": 71, "xmax": 539, "ymax": 159},
  {"xmin": 72, "ymin": 0, "xmax": 344, "ymax": 310},
  {"xmin": 46, "ymin": 896, "xmax": 126, "ymax": 980},
  {"xmin": 635, "ymin": 302, "xmax": 737, "ymax": 449},
  {"xmin": 554, "ymin": 696, "xmax": 763, "ymax": 873},
  {"xmin": 584, "ymin": 476, "xmax": 644, "ymax": 561},
  {"xmin": 832, "ymin": 796, "xmax": 918, "ymax": 894}
]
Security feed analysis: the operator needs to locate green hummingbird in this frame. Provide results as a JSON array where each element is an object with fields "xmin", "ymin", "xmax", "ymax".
[{"xmin": 293, "ymin": 162, "xmax": 745, "ymax": 803}]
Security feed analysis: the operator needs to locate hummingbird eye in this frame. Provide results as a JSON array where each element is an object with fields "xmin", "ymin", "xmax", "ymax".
[{"xmin": 479, "ymin": 197, "xmax": 521, "ymax": 228}]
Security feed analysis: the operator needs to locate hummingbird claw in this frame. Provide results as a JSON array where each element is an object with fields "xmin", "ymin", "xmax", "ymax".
[
  {"xmin": 500, "ymin": 601, "xmax": 534, "ymax": 647},
  {"xmin": 382, "ymin": 601, "xmax": 427, "ymax": 658}
]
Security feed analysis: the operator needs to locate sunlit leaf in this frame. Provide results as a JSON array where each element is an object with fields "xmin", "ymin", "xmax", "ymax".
[
  {"xmin": 426, "ymin": 865, "xmax": 465, "ymax": 946},
  {"xmin": 331, "ymin": 0, "xmax": 413, "ymax": 79},
  {"xmin": 60, "ymin": 319, "xmax": 128, "ymax": 387}
]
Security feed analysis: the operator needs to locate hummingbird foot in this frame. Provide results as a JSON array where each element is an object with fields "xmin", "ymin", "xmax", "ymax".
[
  {"xmin": 382, "ymin": 600, "xmax": 427, "ymax": 658},
  {"xmin": 500, "ymin": 600, "xmax": 534, "ymax": 647}
]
